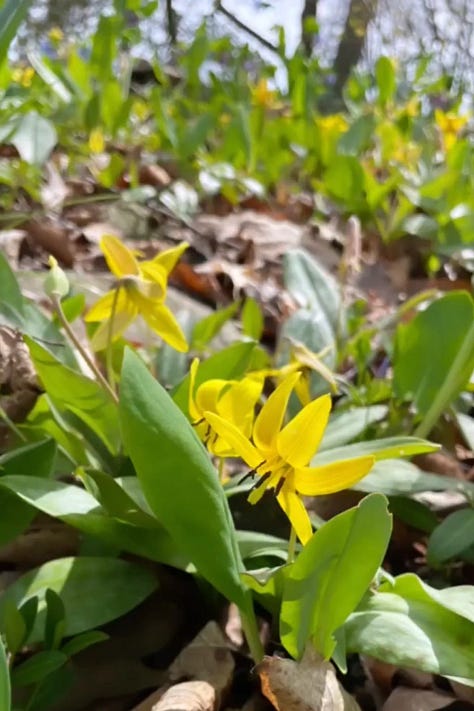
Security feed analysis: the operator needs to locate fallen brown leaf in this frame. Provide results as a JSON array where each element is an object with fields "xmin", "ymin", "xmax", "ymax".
[
  {"xmin": 256, "ymin": 646, "xmax": 361, "ymax": 711},
  {"xmin": 382, "ymin": 687, "xmax": 456, "ymax": 711},
  {"xmin": 151, "ymin": 680, "xmax": 215, "ymax": 711}
]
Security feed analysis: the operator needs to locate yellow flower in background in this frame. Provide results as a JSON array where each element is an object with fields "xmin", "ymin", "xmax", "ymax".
[
  {"xmin": 189, "ymin": 359, "xmax": 263, "ymax": 457},
  {"xmin": 205, "ymin": 372, "xmax": 374, "ymax": 545},
  {"xmin": 12, "ymin": 66, "xmax": 35, "ymax": 88},
  {"xmin": 85, "ymin": 235, "xmax": 188, "ymax": 352},
  {"xmin": 89, "ymin": 128, "xmax": 105, "ymax": 154},
  {"xmin": 251, "ymin": 78, "xmax": 280, "ymax": 110},
  {"xmin": 48, "ymin": 27, "xmax": 64, "ymax": 43},
  {"xmin": 317, "ymin": 114, "xmax": 348, "ymax": 134},
  {"xmin": 435, "ymin": 109, "xmax": 469, "ymax": 151}
]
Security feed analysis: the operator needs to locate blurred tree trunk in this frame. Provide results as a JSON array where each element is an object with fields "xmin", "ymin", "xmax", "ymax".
[
  {"xmin": 165, "ymin": 0, "xmax": 178, "ymax": 47},
  {"xmin": 300, "ymin": 0, "xmax": 319, "ymax": 56},
  {"xmin": 332, "ymin": 0, "xmax": 378, "ymax": 94}
]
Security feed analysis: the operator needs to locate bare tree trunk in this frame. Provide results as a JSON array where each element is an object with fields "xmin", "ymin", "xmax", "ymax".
[
  {"xmin": 165, "ymin": 0, "xmax": 178, "ymax": 47},
  {"xmin": 300, "ymin": 0, "xmax": 319, "ymax": 56},
  {"xmin": 332, "ymin": 0, "xmax": 378, "ymax": 94}
]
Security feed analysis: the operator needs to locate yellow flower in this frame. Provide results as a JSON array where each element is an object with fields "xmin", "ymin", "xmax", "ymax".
[
  {"xmin": 48, "ymin": 27, "xmax": 64, "ymax": 43},
  {"xmin": 12, "ymin": 66, "xmax": 35, "ymax": 87},
  {"xmin": 89, "ymin": 128, "xmax": 105, "ymax": 154},
  {"xmin": 435, "ymin": 109, "xmax": 469, "ymax": 151},
  {"xmin": 85, "ymin": 235, "xmax": 188, "ymax": 352},
  {"xmin": 251, "ymin": 78, "xmax": 280, "ymax": 110},
  {"xmin": 204, "ymin": 373, "xmax": 374, "ymax": 545},
  {"xmin": 189, "ymin": 359, "xmax": 263, "ymax": 457}
]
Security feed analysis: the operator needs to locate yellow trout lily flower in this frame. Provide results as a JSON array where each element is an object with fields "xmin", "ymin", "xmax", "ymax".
[
  {"xmin": 189, "ymin": 359, "xmax": 263, "ymax": 457},
  {"xmin": 435, "ymin": 109, "xmax": 469, "ymax": 151},
  {"xmin": 204, "ymin": 372, "xmax": 374, "ymax": 545},
  {"xmin": 85, "ymin": 235, "xmax": 188, "ymax": 352}
]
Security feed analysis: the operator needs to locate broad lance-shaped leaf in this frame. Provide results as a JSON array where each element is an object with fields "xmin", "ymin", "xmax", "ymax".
[
  {"xmin": 0, "ymin": 557, "xmax": 157, "ymax": 643},
  {"xmin": 313, "ymin": 436, "xmax": 439, "ymax": 467},
  {"xmin": 0, "ymin": 0, "xmax": 31, "ymax": 65},
  {"xmin": 345, "ymin": 574, "xmax": 474, "ymax": 679},
  {"xmin": 393, "ymin": 291, "xmax": 474, "ymax": 437},
  {"xmin": 25, "ymin": 337, "xmax": 120, "ymax": 456},
  {"xmin": 280, "ymin": 494, "xmax": 392, "ymax": 664},
  {"xmin": 0, "ymin": 439, "xmax": 57, "ymax": 547},
  {"xmin": 119, "ymin": 348, "xmax": 251, "ymax": 612},
  {"xmin": 0, "ymin": 475, "xmax": 189, "ymax": 570}
]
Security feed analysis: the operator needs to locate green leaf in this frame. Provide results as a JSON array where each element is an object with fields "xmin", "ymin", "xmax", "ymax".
[
  {"xmin": 283, "ymin": 249, "xmax": 343, "ymax": 340},
  {"xmin": 191, "ymin": 301, "xmax": 240, "ymax": 350},
  {"xmin": 338, "ymin": 114, "xmax": 376, "ymax": 156},
  {"xmin": 242, "ymin": 298, "xmax": 264, "ymax": 341},
  {"xmin": 242, "ymin": 566, "xmax": 287, "ymax": 618},
  {"xmin": 320, "ymin": 406, "xmax": 388, "ymax": 450},
  {"xmin": 0, "ymin": 637, "xmax": 10, "ymax": 711},
  {"xmin": 119, "ymin": 349, "xmax": 249, "ymax": 611},
  {"xmin": 2, "ymin": 600, "xmax": 26, "ymax": 656},
  {"xmin": 0, "ymin": 557, "xmax": 157, "ymax": 643},
  {"xmin": 389, "ymin": 496, "xmax": 438, "ymax": 534},
  {"xmin": 0, "ymin": 255, "xmax": 75, "ymax": 366},
  {"xmin": 0, "ymin": 439, "xmax": 57, "ymax": 547},
  {"xmin": 0, "ymin": 251, "xmax": 24, "ymax": 320},
  {"xmin": 80, "ymin": 469, "xmax": 159, "ymax": 529},
  {"xmin": 280, "ymin": 494, "xmax": 392, "ymax": 662},
  {"xmin": 11, "ymin": 651, "xmax": 67, "ymax": 688},
  {"xmin": 355, "ymin": 458, "xmax": 474, "ymax": 496},
  {"xmin": 172, "ymin": 341, "xmax": 256, "ymax": 414},
  {"xmin": 323, "ymin": 155, "xmax": 365, "ymax": 206},
  {"xmin": 236, "ymin": 531, "xmax": 289, "ymax": 563},
  {"xmin": 44, "ymin": 589, "xmax": 66, "ymax": 651},
  {"xmin": 25, "ymin": 338, "xmax": 120, "ymax": 456},
  {"xmin": 428, "ymin": 509, "xmax": 474, "ymax": 564},
  {"xmin": 60, "ymin": 630, "xmax": 108, "ymax": 658},
  {"xmin": 345, "ymin": 574, "xmax": 474, "ymax": 678},
  {"xmin": 0, "ymin": 0, "xmax": 31, "ymax": 66},
  {"xmin": 313, "ymin": 436, "xmax": 439, "ymax": 466},
  {"xmin": 375, "ymin": 56, "xmax": 396, "ymax": 105},
  {"xmin": 0, "ymin": 476, "xmax": 188, "ymax": 569},
  {"xmin": 27, "ymin": 50, "xmax": 72, "ymax": 102},
  {"xmin": 9, "ymin": 112, "xmax": 57, "ymax": 166},
  {"xmin": 393, "ymin": 292, "xmax": 474, "ymax": 437}
]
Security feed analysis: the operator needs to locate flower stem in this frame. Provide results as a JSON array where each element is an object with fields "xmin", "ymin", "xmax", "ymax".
[
  {"xmin": 287, "ymin": 526, "xmax": 297, "ymax": 564},
  {"xmin": 51, "ymin": 294, "xmax": 118, "ymax": 405},
  {"xmin": 105, "ymin": 284, "xmax": 121, "ymax": 396},
  {"xmin": 240, "ymin": 605, "xmax": 263, "ymax": 663},
  {"xmin": 218, "ymin": 457, "xmax": 225, "ymax": 482}
]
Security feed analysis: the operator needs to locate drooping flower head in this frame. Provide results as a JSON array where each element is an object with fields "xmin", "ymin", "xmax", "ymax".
[
  {"xmin": 205, "ymin": 372, "xmax": 374, "ymax": 545},
  {"xmin": 85, "ymin": 235, "xmax": 188, "ymax": 352}
]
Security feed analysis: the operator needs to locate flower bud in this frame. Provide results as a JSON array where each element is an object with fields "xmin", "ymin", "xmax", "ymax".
[{"xmin": 44, "ymin": 255, "xmax": 70, "ymax": 299}]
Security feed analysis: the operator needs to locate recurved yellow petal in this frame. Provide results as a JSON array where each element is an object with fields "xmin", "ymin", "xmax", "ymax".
[
  {"xmin": 253, "ymin": 372, "xmax": 300, "ymax": 454},
  {"xmin": 141, "ymin": 302, "xmax": 188, "ymax": 352},
  {"xmin": 294, "ymin": 456, "xmax": 375, "ymax": 496},
  {"xmin": 101, "ymin": 235, "xmax": 139, "ymax": 278},
  {"xmin": 277, "ymin": 393, "xmax": 331, "ymax": 467},
  {"xmin": 85, "ymin": 289, "xmax": 115, "ymax": 322},
  {"xmin": 277, "ymin": 488, "xmax": 313, "ymax": 545},
  {"xmin": 204, "ymin": 411, "xmax": 262, "ymax": 468},
  {"xmin": 150, "ymin": 242, "xmax": 188, "ymax": 275}
]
